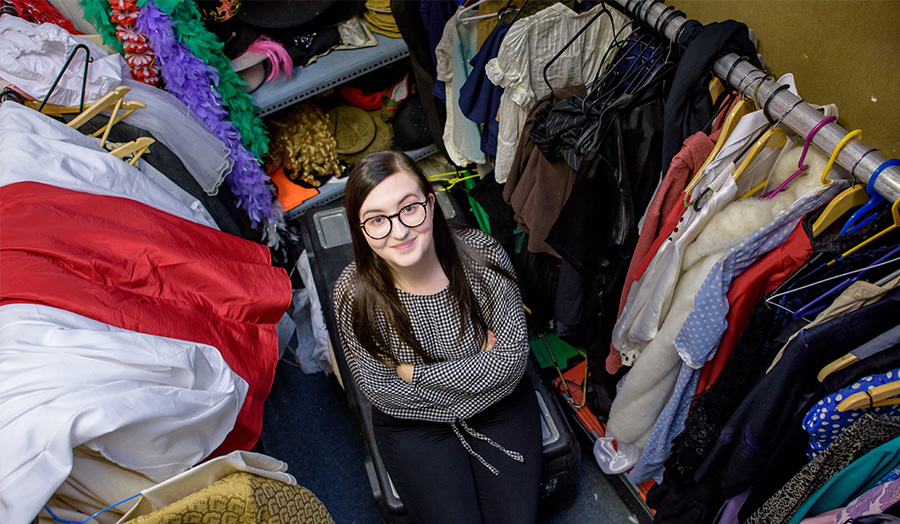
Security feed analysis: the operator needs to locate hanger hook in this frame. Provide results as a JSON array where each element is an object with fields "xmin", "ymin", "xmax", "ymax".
[
  {"xmin": 724, "ymin": 56, "xmax": 750, "ymax": 88},
  {"xmin": 38, "ymin": 43, "xmax": 92, "ymax": 114},
  {"xmin": 762, "ymin": 83, "xmax": 792, "ymax": 123},
  {"xmin": 851, "ymin": 148, "xmax": 880, "ymax": 185},
  {"xmin": 820, "ymin": 129, "xmax": 863, "ymax": 185},
  {"xmin": 655, "ymin": 5, "xmax": 675, "ymax": 32},
  {"xmin": 658, "ymin": 9, "xmax": 685, "ymax": 41},
  {"xmin": 747, "ymin": 73, "xmax": 771, "ymax": 108}
]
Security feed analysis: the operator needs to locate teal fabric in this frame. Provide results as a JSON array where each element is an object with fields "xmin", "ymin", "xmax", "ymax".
[{"xmin": 787, "ymin": 435, "xmax": 900, "ymax": 524}]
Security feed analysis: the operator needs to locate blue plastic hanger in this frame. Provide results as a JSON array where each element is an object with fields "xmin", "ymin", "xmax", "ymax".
[{"xmin": 839, "ymin": 158, "xmax": 900, "ymax": 234}]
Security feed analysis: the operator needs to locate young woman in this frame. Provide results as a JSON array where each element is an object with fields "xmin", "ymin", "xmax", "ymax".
[{"xmin": 333, "ymin": 151, "xmax": 542, "ymax": 523}]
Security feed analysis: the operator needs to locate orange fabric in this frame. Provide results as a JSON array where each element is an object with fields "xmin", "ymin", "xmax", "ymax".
[{"xmin": 269, "ymin": 167, "xmax": 319, "ymax": 211}]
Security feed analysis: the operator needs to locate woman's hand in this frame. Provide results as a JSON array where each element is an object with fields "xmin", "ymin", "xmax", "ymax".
[
  {"xmin": 482, "ymin": 330, "xmax": 496, "ymax": 351},
  {"xmin": 396, "ymin": 363, "xmax": 414, "ymax": 384}
]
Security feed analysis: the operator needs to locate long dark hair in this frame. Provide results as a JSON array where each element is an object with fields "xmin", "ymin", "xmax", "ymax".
[{"xmin": 340, "ymin": 151, "xmax": 514, "ymax": 366}]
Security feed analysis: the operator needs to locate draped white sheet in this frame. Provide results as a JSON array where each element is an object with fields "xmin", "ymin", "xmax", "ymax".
[{"xmin": 0, "ymin": 304, "xmax": 247, "ymax": 524}]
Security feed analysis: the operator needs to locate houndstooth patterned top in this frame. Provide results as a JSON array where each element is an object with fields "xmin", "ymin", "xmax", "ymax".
[{"xmin": 333, "ymin": 226, "xmax": 529, "ymax": 424}]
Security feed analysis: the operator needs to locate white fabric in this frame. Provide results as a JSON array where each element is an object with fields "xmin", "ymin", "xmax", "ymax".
[
  {"xmin": 0, "ymin": 102, "xmax": 219, "ymax": 229},
  {"xmin": 0, "ymin": 303, "xmax": 246, "ymax": 524},
  {"xmin": 611, "ymin": 75, "xmax": 798, "ymax": 362},
  {"xmin": 137, "ymin": 159, "xmax": 220, "ymax": 230},
  {"xmin": 485, "ymin": 3, "xmax": 628, "ymax": 182},
  {"xmin": 0, "ymin": 15, "xmax": 124, "ymax": 106},
  {"xmin": 436, "ymin": 7, "xmax": 485, "ymax": 166},
  {"xmin": 298, "ymin": 250, "xmax": 332, "ymax": 373},
  {"xmin": 118, "ymin": 78, "xmax": 233, "ymax": 196}
]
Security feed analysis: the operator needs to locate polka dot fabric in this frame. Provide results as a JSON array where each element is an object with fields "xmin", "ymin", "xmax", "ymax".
[{"xmin": 803, "ymin": 368, "xmax": 900, "ymax": 460}]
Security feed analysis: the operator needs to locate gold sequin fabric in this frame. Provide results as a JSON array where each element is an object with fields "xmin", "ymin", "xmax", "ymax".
[{"xmin": 124, "ymin": 472, "xmax": 335, "ymax": 524}]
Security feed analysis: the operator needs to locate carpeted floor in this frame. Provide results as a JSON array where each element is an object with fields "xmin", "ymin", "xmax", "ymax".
[{"xmin": 260, "ymin": 360, "xmax": 638, "ymax": 524}]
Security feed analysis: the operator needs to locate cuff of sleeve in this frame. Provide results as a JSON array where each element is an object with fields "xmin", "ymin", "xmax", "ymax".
[{"xmin": 410, "ymin": 364, "xmax": 423, "ymax": 386}]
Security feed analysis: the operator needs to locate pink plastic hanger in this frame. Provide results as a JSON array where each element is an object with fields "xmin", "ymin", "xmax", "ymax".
[{"xmin": 761, "ymin": 115, "xmax": 836, "ymax": 199}]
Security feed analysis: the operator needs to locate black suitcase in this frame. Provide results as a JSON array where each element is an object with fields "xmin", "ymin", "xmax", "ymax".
[{"xmin": 299, "ymin": 190, "xmax": 580, "ymax": 523}]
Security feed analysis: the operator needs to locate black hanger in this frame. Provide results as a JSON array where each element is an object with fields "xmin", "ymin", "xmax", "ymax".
[
  {"xmin": 37, "ymin": 43, "xmax": 92, "ymax": 114},
  {"xmin": 541, "ymin": 3, "xmax": 617, "ymax": 93}
]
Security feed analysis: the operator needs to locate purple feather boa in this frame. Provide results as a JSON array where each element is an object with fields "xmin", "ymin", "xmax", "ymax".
[{"xmin": 136, "ymin": 1, "xmax": 278, "ymax": 229}]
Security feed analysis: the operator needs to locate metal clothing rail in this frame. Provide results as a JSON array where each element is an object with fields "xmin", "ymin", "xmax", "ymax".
[{"xmin": 611, "ymin": 0, "xmax": 900, "ymax": 203}]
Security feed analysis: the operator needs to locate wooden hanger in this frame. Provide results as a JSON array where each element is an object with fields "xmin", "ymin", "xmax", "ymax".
[
  {"xmin": 732, "ymin": 126, "xmax": 788, "ymax": 185},
  {"xmin": 26, "ymin": 98, "xmax": 145, "ymax": 137},
  {"xmin": 836, "ymin": 380, "xmax": 900, "ymax": 412},
  {"xmin": 818, "ymin": 353, "xmax": 860, "ymax": 382},
  {"xmin": 108, "ymin": 136, "xmax": 154, "ymax": 166},
  {"xmin": 67, "ymin": 86, "xmax": 133, "ymax": 148},
  {"xmin": 683, "ymin": 98, "xmax": 752, "ymax": 206}
]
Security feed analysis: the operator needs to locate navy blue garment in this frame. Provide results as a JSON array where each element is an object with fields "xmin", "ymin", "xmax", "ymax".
[
  {"xmin": 459, "ymin": 23, "xmax": 510, "ymax": 157},
  {"xmin": 696, "ymin": 287, "xmax": 900, "ymax": 499}
]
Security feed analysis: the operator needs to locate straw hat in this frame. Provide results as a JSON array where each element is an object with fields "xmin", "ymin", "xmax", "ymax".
[
  {"xmin": 362, "ymin": 0, "xmax": 400, "ymax": 38},
  {"xmin": 329, "ymin": 104, "xmax": 376, "ymax": 155},
  {"xmin": 327, "ymin": 102, "xmax": 394, "ymax": 167}
]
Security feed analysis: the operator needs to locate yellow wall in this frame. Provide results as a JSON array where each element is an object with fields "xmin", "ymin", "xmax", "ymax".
[{"xmin": 672, "ymin": 0, "xmax": 900, "ymax": 157}]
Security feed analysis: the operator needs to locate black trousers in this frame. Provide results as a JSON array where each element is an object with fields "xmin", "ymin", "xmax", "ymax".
[{"xmin": 372, "ymin": 378, "xmax": 543, "ymax": 524}]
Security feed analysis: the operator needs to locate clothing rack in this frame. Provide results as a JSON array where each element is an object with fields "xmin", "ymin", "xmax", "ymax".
[{"xmin": 611, "ymin": 0, "xmax": 900, "ymax": 203}]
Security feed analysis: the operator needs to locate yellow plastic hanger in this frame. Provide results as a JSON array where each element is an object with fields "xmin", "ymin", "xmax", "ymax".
[
  {"xmin": 427, "ymin": 170, "xmax": 479, "ymax": 191},
  {"xmin": 836, "ymin": 380, "xmax": 900, "ymax": 412},
  {"xmin": 819, "ymin": 129, "xmax": 863, "ymax": 185},
  {"xmin": 26, "ymin": 98, "xmax": 144, "ymax": 121},
  {"xmin": 708, "ymin": 76, "xmax": 725, "ymax": 102},
  {"xmin": 811, "ymin": 185, "xmax": 869, "ymax": 237},
  {"xmin": 108, "ymin": 136, "xmax": 155, "ymax": 166},
  {"xmin": 683, "ymin": 98, "xmax": 752, "ymax": 206},
  {"xmin": 732, "ymin": 127, "xmax": 788, "ymax": 200}
]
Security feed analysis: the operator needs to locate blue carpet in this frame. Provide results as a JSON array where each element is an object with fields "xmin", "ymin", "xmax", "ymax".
[{"xmin": 260, "ymin": 360, "xmax": 636, "ymax": 524}]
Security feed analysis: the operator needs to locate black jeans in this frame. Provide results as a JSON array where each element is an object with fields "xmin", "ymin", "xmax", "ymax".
[{"xmin": 372, "ymin": 378, "xmax": 543, "ymax": 524}]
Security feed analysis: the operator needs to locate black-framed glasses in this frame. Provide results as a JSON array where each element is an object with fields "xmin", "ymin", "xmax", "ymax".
[{"xmin": 359, "ymin": 201, "xmax": 428, "ymax": 239}]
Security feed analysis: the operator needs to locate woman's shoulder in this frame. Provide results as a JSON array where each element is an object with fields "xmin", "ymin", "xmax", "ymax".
[
  {"xmin": 333, "ymin": 261, "xmax": 359, "ymax": 305},
  {"xmin": 452, "ymin": 226, "xmax": 510, "ymax": 269},
  {"xmin": 454, "ymin": 225, "xmax": 501, "ymax": 252}
]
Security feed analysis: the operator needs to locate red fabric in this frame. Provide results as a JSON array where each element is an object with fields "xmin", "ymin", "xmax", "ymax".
[
  {"xmin": 9, "ymin": 0, "xmax": 82, "ymax": 34},
  {"xmin": 694, "ymin": 218, "xmax": 812, "ymax": 393},
  {"xmin": 0, "ymin": 182, "xmax": 292, "ymax": 455},
  {"xmin": 605, "ymin": 130, "xmax": 717, "ymax": 374},
  {"xmin": 338, "ymin": 85, "xmax": 391, "ymax": 111}
]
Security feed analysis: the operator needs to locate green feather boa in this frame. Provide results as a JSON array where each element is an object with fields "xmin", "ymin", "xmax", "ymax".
[
  {"xmin": 79, "ymin": 0, "xmax": 269, "ymax": 157},
  {"xmin": 78, "ymin": 0, "xmax": 123, "ymax": 54}
]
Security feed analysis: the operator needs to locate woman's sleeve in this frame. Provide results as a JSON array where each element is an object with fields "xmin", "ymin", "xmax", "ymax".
[
  {"xmin": 332, "ymin": 272, "xmax": 457, "ymax": 421},
  {"xmin": 410, "ymin": 237, "xmax": 530, "ymax": 420}
]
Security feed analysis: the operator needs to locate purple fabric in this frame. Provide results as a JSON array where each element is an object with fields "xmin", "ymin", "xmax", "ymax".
[{"xmin": 137, "ymin": 1, "xmax": 276, "ymax": 226}]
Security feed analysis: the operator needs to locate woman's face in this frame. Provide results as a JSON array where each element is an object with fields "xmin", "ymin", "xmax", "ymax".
[{"xmin": 358, "ymin": 170, "xmax": 436, "ymax": 273}]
